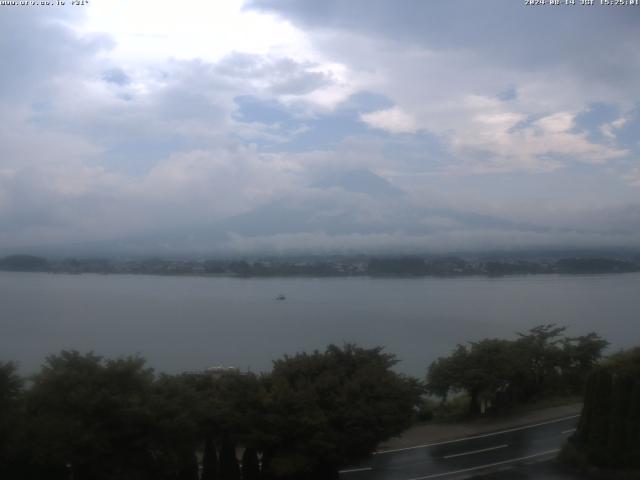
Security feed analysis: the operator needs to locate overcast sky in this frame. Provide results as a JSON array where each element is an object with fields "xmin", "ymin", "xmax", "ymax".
[{"xmin": 1, "ymin": 0, "xmax": 639, "ymax": 255}]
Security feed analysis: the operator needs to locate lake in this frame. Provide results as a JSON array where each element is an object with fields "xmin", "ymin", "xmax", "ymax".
[{"xmin": 1, "ymin": 271, "xmax": 639, "ymax": 378}]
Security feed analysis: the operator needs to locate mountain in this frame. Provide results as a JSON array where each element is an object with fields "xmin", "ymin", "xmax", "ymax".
[{"xmin": 10, "ymin": 170, "xmax": 558, "ymax": 257}]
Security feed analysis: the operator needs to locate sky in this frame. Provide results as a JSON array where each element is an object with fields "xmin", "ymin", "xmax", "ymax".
[{"xmin": 1, "ymin": 0, "xmax": 639, "ymax": 255}]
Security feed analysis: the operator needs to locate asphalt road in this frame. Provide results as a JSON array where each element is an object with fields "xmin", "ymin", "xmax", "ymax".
[{"xmin": 339, "ymin": 415, "xmax": 579, "ymax": 480}]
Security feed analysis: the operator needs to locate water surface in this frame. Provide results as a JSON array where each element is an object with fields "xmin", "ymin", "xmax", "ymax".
[{"xmin": 2, "ymin": 272, "xmax": 639, "ymax": 377}]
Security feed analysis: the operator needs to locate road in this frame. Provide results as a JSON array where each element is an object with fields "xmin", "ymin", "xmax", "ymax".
[{"xmin": 339, "ymin": 415, "xmax": 579, "ymax": 480}]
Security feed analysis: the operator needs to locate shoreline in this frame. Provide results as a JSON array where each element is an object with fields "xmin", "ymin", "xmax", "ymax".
[{"xmin": 3, "ymin": 269, "xmax": 640, "ymax": 280}]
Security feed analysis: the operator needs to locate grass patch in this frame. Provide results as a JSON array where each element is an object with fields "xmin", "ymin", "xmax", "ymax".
[
  {"xmin": 414, "ymin": 394, "xmax": 471, "ymax": 423},
  {"xmin": 414, "ymin": 393, "xmax": 581, "ymax": 426},
  {"xmin": 484, "ymin": 394, "xmax": 582, "ymax": 419}
]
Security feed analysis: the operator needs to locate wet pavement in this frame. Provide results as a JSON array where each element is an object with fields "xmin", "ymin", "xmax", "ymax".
[{"xmin": 340, "ymin": 416, "xmax": 580, "ymax": 480}]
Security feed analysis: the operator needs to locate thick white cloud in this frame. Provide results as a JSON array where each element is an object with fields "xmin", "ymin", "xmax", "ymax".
[
  {"xmin": 447, "ymin": 110, "xmax": 628, "ymax": 173},
  {"xmin": 361, "ymin": 107, "xmax": 417, "ymax": 134},
  {"xmin": 79, "ymin": 0, "xmax": 310, "ymax": 63}
]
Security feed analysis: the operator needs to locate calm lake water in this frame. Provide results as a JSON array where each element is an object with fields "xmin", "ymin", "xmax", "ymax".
[{"xmin": 2, "ymin": 271, "xmax": 639, "ymax": 378}]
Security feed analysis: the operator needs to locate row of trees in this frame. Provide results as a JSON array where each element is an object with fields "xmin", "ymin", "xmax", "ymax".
[
  {"xmin": 0, "ymin": 345, "xmax": 422, "ymax": 480},
  {"xmin": 426, "ymin": 325, "xmax": 608, "ymax": 414},
  {"xmin": 569, "ymin": 346, "xmax": 640, "ymax": 469},
  {"xmin": 0, "ymin": 326, "xmax": 611, "ymax": 479},
  {"xmin": 4, "ymin": 254, "xmax": 640, "ymax": 277}
]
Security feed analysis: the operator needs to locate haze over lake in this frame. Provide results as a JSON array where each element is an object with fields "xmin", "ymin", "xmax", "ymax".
[{"xmin": 2, "ymin": 271, "xmax": 639, "ymax": 378}]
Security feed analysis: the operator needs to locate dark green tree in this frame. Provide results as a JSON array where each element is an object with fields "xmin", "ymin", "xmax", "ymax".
[
  {"xmin": 241, "ymin": 447, "xmax": 260, "ymax": 480},
  {"xmin": 184, "ymin": 371, "xmax": 263, "ymax": 446},
  {"xmin": 426, "ymin": 348, "xmax": 463, "ymax": 402},
  {"xmin": 0, "ymin": 361, "xmax": 22, "ymax": 408},
  {"xmin": 560, "ymin": 332, "xmax": 609, "ymax": 393},
  {"xmin": 606, "ymin": 373, "xmax": 634, "ymax": 465},
  {"xmin": 201, "ymin": 436, "xmax": 219, "ymax": 480},
  {"xmin": 260, "ymin": 450, "xmax": 276, "ymax": 480},
  {"xmin": 175, "ymin": 451, "xmax": 199, "ymax": 480},
  {"xmin": 368, "ymin": 257, "xmax": 427, "ymax": 276},
  {"xmin": 624, "ymin": 381, "xmax": 640, "ymax": 467},
  {"xmin": 427, "ymin": 325, "xmax": 608, "ymax": 415},
  {"xmin": 24, "ymin": 351, "xmax": 157, "ymax": 480},
  {"xmin": 427, "ymin": 339, "xmax": 523, "ymax": 414},
  {"xmin": 515, "ymin": 324, "xmax": 568, "ymax": 398},
  {"xmin": 572, "ymin": 346, "xmax": 640, "ymax": 469},
  {"xmin": 0, "ymin": 362, "xmax": 26, "ymax": 479},
  {"xmin": 219, "ymin": 435, "xmax": 240, "ymax": 480},
  {"xmin": 147, "ymin": 374, "xmax": 202, "ymax": 479},
  {"xmin": 262, "ymin": 344, "xmax": 422, "ymax": 479},
  {"xmin": 582, "ymin": 369, "xmax": 613, "ymax": 465},
  {"xmin": 0, "ymin": 254, "xmax": 49, "ymax": 271}
]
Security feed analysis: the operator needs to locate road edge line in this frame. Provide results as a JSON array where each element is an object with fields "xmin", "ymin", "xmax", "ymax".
[
  {"xmin": 338, "ymin": 467, "xmax": 373, "ymax": 474},
  {"xmin": 374, "ymin": 414, "xmax": 579, "ymax": 455},
  {"xmin": 442, "ymin": 443, "xmax": 508, "ymax": 459},
  {"xmin": 406, "ymin": 449, "xmax": 560, "ymax": 480}
]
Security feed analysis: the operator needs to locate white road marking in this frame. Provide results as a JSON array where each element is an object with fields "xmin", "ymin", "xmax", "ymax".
[
  {"xmin": 442, "ymin": 444, "xmax": 508, "ymax": 459},
  {"xmin": 561, "ymin": 428, "xmax": 576, "ymax": 435},
  {"xmin": 406, "ymin": 449, "xmax": 560, "ymax": 480},
  {"xmin": 374, "ymin": 415, "xmax": 579, "ymax": 455},
  {"xmin": 338, "ymin": 467, "xmax": 373, "ymax": 474}
]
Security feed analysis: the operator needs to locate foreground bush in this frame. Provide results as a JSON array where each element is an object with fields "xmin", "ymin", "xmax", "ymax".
[
  {"xmin": 0, "ymin": 344, "xmax": 422, "ymax": 480},
  {"xmin": 568, "ymin": 347, "xmax": 640, "ymax": 472}
]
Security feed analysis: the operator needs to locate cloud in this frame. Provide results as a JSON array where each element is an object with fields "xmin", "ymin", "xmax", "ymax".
[
  {"xmin": 623, "ymin": 167, "xmax": 640, "ymax": 187},
  {"xmin": 102, "ymin": 68, "xmax": 131, "ymax": 86},
  {"xmin": 248, "ymin": 0, "xmax": 640, "ymax": 99},
  {"xmin": 447, "ymin": 109, "xmax": 629, "ymax": 173},
  {"xmin": 360, "ymin": 106, "xmax": 418, "ymax": 134},
  {"xmin": 215, "ymin": 53, "xmax": 334, "ymax": 96},
  {"xmin": 0, "ymin": 8, "xmax": 112, "ymax": 101},
  {"xmin": 216, "ymin": 227, "xmax": 640, "ymax": 256},
  {"xmin": 1, "ymin": 1, "xmax": 640, "ymax": 253},
  {"xmin": 248, "ymin": 0, "xmax": 640, "ymax": 174},
  {"xmin": 601, "ymin": 116, "xmax": 628, "ymax": 140}
]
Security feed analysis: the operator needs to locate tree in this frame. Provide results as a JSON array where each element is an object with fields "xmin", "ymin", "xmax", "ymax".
[
  {"xmin": 515, "ymin": 324, "xmax": 568, "ymax": 398},
  {"xmin": 571, "ymin": 346, "xmax": 640, "ymax": 469},
  {"xmin": 184, "ymin": 370, "xmax": 263, "ymax": 446},
  {"xmin": 0, "ymin": 361, "xmax": 21, "ymax": 407},
  {"xmin": 177, "ymin": 451, "xmax": 199, "ymax": 480},
  {"xmin": 427, "ymin": 340, "xmax": 522, "ymax": 414},
  {"xmin": 560, "ymin": 332, "xmax": 609, "ymax": 393},
  {"xmin": 219, "ymin": 435, "xmax": 240, "ymax": 480},
  {"xmin": 0, "ymin": 362, "xmax": 26, "ymax": 479},
  {"xmin": 427, "ymin": 325, "xmax": 608, "ymax": 415},
  {"xmin": 368, "ymin": 257, "xmax": 427, "ymax": 276},
  {"xmin": 147, "ymin": 374, "xmax": 202, "ymax": 479},
  {"xmin": 261, "ymin": 344, "xmax": 422, "ymax": 479},
  {"xmin": 201, "ymin": 436, "xmax": 218, "ymax": 480},
  {"xmin": 241, "ymin": 447, "xmax": 260, "ymax": 480},
  {"xmin": 24, "ymin": 351, "xmax": 157, "ymax": 480},
  {"xmin": 0, "ymin": 254, "xmax": 48, "ymax": 271}
]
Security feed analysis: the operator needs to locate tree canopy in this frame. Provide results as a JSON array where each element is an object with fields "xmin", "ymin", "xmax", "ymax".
[
  {"xmin": 0, "ymin": 344, "xmax": 421, "ymax": 480},
  {"xmin": 426, "ymin": 325, "xmax": 608, "ymax": 415},
  {"xmin": 260, "ymin": 344, "xmax": 422, "ymax": 479},
  {"xmin": 571, "ymin": 346, "xmax": 640, "ymax": 470},
  {"xmin": 1, "ymin": 335, "xmax": 610, "ymax": 479}
]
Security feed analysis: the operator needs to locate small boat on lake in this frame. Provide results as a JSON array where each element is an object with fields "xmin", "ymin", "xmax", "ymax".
[{"xmin": 276, "ymin": 294, "xmax": 286, "ymax": 301}]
